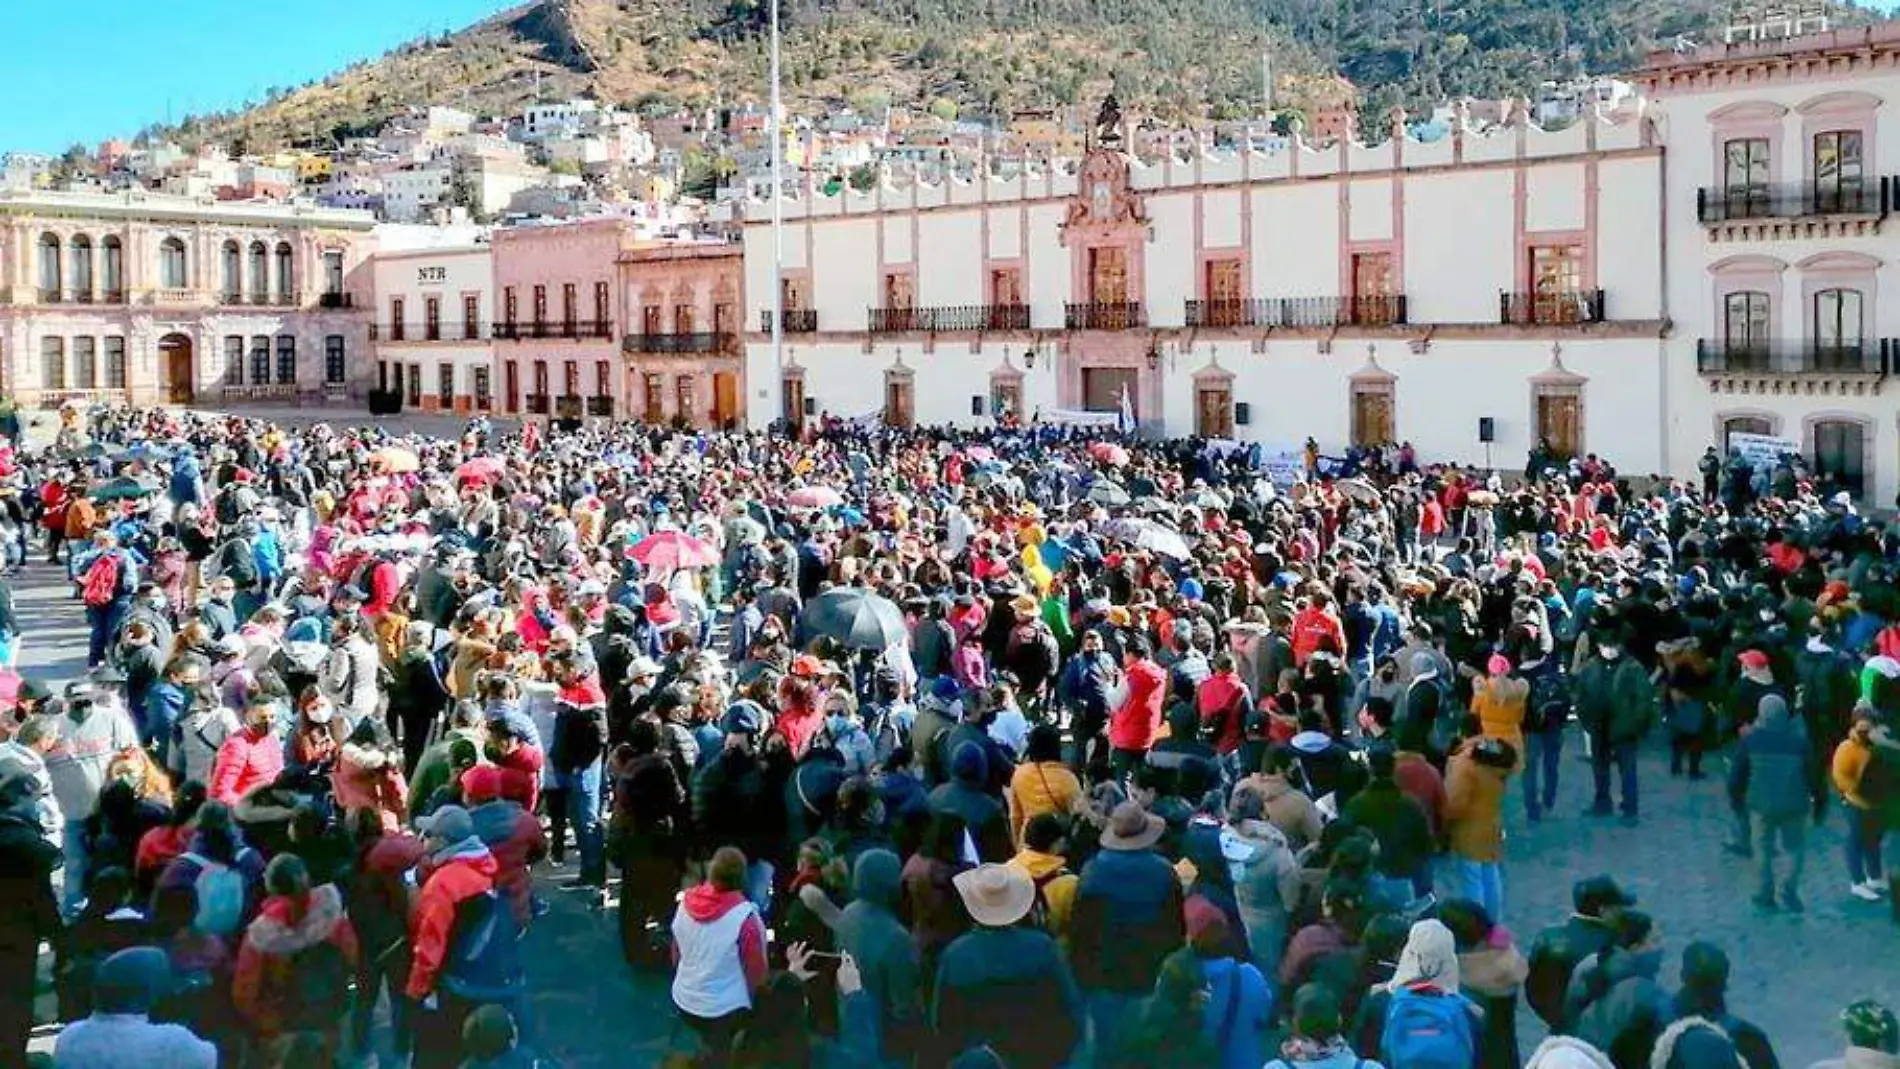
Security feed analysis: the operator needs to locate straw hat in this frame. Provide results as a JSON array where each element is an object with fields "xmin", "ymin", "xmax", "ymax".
[
  {"xmin": 951, "ymin": 863, "xmax": 1036, "ymax": 927},
  {"xmin": 1098, "ymin": 801, "xmax": 1166, "ymax": 851}
]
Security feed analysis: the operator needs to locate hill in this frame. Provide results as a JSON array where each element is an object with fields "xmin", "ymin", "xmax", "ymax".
[{"xmin": 153, "ymin": 0, "xmax": 1876, "ymax": 152}]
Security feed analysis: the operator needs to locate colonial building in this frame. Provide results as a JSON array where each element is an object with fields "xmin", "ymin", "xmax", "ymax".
[
  {"xmin": 0, "ymin": 188, "xmax": 375, "ymax": 407},
  {"xmin": 489, "ymin": 219, "xmax": 624, "ymax": 421},
  {"xmin": 1638, "ymin": 21, "xmax": 1900, "ymax": 504},
  {"xmin": 370, "ymin": 239, "xmax": 497, "ymax": 414},
  {"xmin": 619, "ymin": 241, "xmax": 745, "ymax": 428},
  {"xmin": 741, "ymin": 98, "xmax": 1668, "ymax": 472}
]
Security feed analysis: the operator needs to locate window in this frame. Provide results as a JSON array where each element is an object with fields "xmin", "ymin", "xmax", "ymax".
[
  {"xmin": 532, "ymin": 285, "xmax": 547, "ymax": 327},
  {"xmin": 504, "ymin": 362, "xmax": 519, "ymax": 411},
  {"xmin": 882, "ymin": 272, "xmax": 914, "ymax": 330},
  {"xmin": 1528, "ymin": 244, "xmax": 1586, "ymax": 323},
  {"xmin": 1812, "ymin": 420, "xmax": 1866, "ymax": 498},
  {"xmin": 1723, "ymin": 415, "xmax": 1773, "ymax": 451},
  {"xmin": 1351, "ymin": 251, "xmax": 1396, "ymax": 324},
  {"xmin": 406, "ymin": 363, "xmax": 423, "ymax": 406},
  {"xmin": 1723, "ymin": 291, "xmax": 1771, "ymax": 366},
  {"xmin": 990, "ymin": 267, "xmax": 1023, "ymax": 307},
  {"xmin": 102, "ymin": 237, "xmax": 123, "ymax": 297},
  {"xmin": 325, "ymin": 336, "xmax": 346, "ymax": 384},
  {"xmin": 249, "ymin": 242, "xmax": 268, "ymax": 298},
  {"xmin": 532, "ymin": 361, "xmax": 549, "ymax": 397},
  {"xmin": 425, "ymin": 297, "xmax": 441, "ymax": 341},
  {"xmin": 1812, "ymin": 130, "xmax": 1865, "ymax": 213},
  {"xmin": 1814, "ymin": 288, "xmax": 1864, "ymax": 363},
  {"xmin": 275, "ymin": 243, "xmax": 295, "ymax": 300},
  {"xmin": 1723, "ymin": 138, "xmax": 1770, "ymax": 217},
  {"xmin": 390, "ymin": 297, "xmax": 406, "ymax": 341},
  {"xmin": 595, "ymin": 362, "xmax": 611, "ymax": 398},
  {"xmin": 160, "ymin": 237, "xmax": 187, "ymax": 289},
  {"xmin": 503, "ymin": 287, "xmax": 518, "ymax": 326},
  {"xmin": 563, "ymin": 360, "xmax": 580, "ymax": 396},
  {"xmin": 644, "ymin": 373, "xmax": 664, "ymax": 422},
  {"xmin": 593, "ymin": 281, "xmax": 610, "ymax": 326},
  {"xmin": 104, "ymin": 337, "xmax": 126, "ymax": 389},
  {"xmin": 674, "ymin": 304, "xmax": 695, "ymax": 334},
  {"xmin": 1088, "ymin": 246, "xmax": 1126, "ymax": 305},
  {"xmin": 643, "ymin": 304, "xmax": 663, "ymax": 335},
  {"xmin": 40, "ymin": 337, "xmax": 64, "ymax": 390},
  {"xmin": 277, "ymin": 336, "xmax": 297, "ymax": 385},
  {"xmin": 37, "ymin": 234, "xmax": 60, "ymax": 296},
  {"xmin": 251, "ymin": 336, "xmax": 272, "ymax": 385},
  {"xmin": 223, "ymin": 335, "xmax": 244, "ymax": 385},
  {"xmin": 221, "ymin": 241, "xmax": 242, "ymax": 297},
  {"xmin": 714, "ymin": 303, "xmax": 734, "ymax": 334},
  {"xmin": 439, "ymin": 363, "xmax": 455, "ymax": 407},
  {"xmin": 473, "ymin": 366, "xmax": 492, "ymax": 406},
  {"xmin": 781, "ymin": 276, "xmax": 806, "ymax": 310},
  {"xmin": 69, "ymin": 237, "xmax": 93, "ymax": 299},
  {"xmin": 463, "ymin": 295, "xmax": 479, "ymax": 339},
  {"xmin": 1201, "ymin": 259, "xmax": 1243, "ymax": 325},
  {"xmin": 322, "ymin": 250, "xmax": 344, "ymax": 295},
  {"xmin": 562, "ymin": 283, "xmax": 577, "ymax": 333},
  {"xmin": 72, "ymin": 337, "xmax": 96, "ymax": 389}
]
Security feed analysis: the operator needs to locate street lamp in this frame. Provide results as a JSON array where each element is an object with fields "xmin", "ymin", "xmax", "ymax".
[
  {"xmin": 1145, "ymin": 344, "xmax": 1160, "ymax": 371},
  {"xmin": 768, "ymin": 0, "xmax": 784, "ymax": 385},
  {"xmin": 1022, "ymin": 347, "xmax": 1036, "ymax": 369}
]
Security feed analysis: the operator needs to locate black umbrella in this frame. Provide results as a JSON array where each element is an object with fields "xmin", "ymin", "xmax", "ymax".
[
  {"xmin": 89, "ymin": 475, "xmax": 161, "ymax": 503},
  {"xmin": 800, "ymin": 587, "xmax": 907, "ymax": 650}
]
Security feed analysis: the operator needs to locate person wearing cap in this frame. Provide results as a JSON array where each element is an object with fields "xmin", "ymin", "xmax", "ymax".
[
  {"xmin": 931, "ymin": 862, "xmax": 1085, "ymax": 1068},
  {"xmin": 407, "ymin": 803, "xmax": 507, "ymax": 1069},
  {"xmin": 1566, "ymin": 909, "xmax": 1674, "ymax": 1069},
  {"xmin": 691, "ymin": 702, "xmax": 785, "ymax": 916},
  {"xmin": 1807, "ymin": 999, "xmax": 1899, "ymax": 1069},
  {"xmin": 1525, "ymin": 875, "xmax": 1635, "ymax": 1030},
  {"xmin": 44, "ymin": 680, "xmax": 142, "ymax": 917},
  {"xmin": 1070, "ymin": 800, "xmax": 1185, "ymax": 1037},
  {"xmin": 51, "ymin": 946, "xmax": 216, "ymax": 1069},
  {"xmin": 1729, "ymin": 692, "xmax": 1824, "ymax": 912}
]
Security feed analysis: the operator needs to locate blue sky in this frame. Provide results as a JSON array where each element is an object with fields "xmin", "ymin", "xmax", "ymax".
[{"xmin": 2, "ymin": 0, "xmax": 508, "ymax": 154}]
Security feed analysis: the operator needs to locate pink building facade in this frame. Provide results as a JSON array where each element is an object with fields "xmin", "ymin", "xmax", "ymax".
[
  {"xmin": 619, "ymin": 242, "xmax": 745, "ymax": 428},
  {"xmin": 0, "ymin": 189, "xmax": 376, "ymax": 409},
  {"xmin": 489, "ymin": 219, "xmax": 626, "ymax": 420}
]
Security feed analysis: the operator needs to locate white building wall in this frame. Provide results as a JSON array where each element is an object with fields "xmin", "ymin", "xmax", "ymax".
[
  {"xmin": 1254, "ymin": 184, "xmax": 1336, "ymax": 297},
  {"xmin": 1598, "ymin": 158, "xmax": 1664, "ymax": 320},
  {"xmin": 1144, "ymin": 192, "xmax": 1195, "ymax": 325},
  {"xmin": 916, "ymin": 212, "xmax": 982, "ymax": 307},
  {"xmin": 1405, "ymin": 170, "xmax": 1514, "ymax": 323}
]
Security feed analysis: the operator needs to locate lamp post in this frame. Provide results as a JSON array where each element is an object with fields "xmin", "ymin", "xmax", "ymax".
[{"xmin": 769, "ymin": 0, "xmax": 785, "ymax": 392}]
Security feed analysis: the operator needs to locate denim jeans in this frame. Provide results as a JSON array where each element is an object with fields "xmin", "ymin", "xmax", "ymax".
[
  {"xmin": 548, "ymin": 761, "xmax": 605, "ymax": 883},
  {"xmin": 60, "ymin": 817, "xmax": 88, "ymax": 919},
  {"xmin": 85, "ymin": 600, "xmax": 126, "ymax": 668},
  {"xmin": 1754, "ymin": 812, "xmax": 1807, "ymax": 899},
  {"xmin": 1590, "ymin": 737, "xmax": 1640, "ymax": 817},
  {"xmin": 1447, "ymin": 856, "xmax": 1505, "ymax": 922},
  {"xmin": 1846, "ymin": 805, "xmax": 1887, "ymax": 884},
  {"xmin": 1523, "ymin": 727, "xmax": 1564, "ymax": 817}
]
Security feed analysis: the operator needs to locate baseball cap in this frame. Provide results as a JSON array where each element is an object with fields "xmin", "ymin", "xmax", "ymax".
[
  {"xmin": 1573, "ymin": 874, "xmax": 1636, "ymax": 915},
  {"xmin": 721, "ymin": 700, "xmax": 765, "ymax": 736},
  {"xmin": 1737, "ymin": 649, "xmax": 1770, "ymax": 671},
  {"xmin": 418, "ymin": 804, "xmax": 474, "ymax": 843}
]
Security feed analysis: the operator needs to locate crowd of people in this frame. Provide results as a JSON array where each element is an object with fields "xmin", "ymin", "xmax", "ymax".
[{"xmin": 0, "ymin": 402, "xmax": 1893, "ymax": 1069}]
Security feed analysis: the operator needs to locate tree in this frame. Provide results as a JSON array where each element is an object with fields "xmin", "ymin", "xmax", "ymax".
[
  {"xmin": 848, "ymin": 163, "xmax": 878, "ymax": 190},
  {"xmin": 1270, "ymin": 107, "xmax": 1307, "ymax": 136},
  {"xmin": 927, "ymin": 97, "xmax": 959, "ymax": 122}
]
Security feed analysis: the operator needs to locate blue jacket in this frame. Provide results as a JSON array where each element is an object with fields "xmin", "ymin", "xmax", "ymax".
[
  {"xmin": 1730, "ymin": 695, "xmax": 1821, "ymax": 818},
  {"xmin": 1071, "ymin": 847, "xmax": 1185, "ymax": 992},
  {"xmin": 1202, "ymin": 956, "xmax": 1274, "ymax": 1069}
]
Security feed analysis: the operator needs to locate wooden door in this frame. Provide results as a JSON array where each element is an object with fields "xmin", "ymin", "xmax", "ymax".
[
  {"xmin": 1082, "ymin": 367, "xmax": 1136, "ymax": 416},
  {"xmin": 163, "ymin": 339, "xmax": 194, "ymax": 404},
  {"xmin": 1351, "ymin": 388, "xmax": 1393, "ymax": 448},
  {"xmin": 644, "ymin": 373, "xmax": 664, "ymax": 423},
  {"xmin": 1196, "ymin": 386, "xmax": 1233, "ymax": 438},
  {"xmin": 675, "ymin": 375, "xmax": 697, "ymax": 425},
  {"xmin": 992, "ymin": 381, "xmax": 1022, "ymax": 421},
  {"xmin": 885, "ymin": 378, "xmax": 915, "ymax": 429},
  {"xmin": 1352, "ymin": 252, "xmax": 1394, "ymax": 325},
  {"xmin": 783, "ymin": 375, "xmax": 806, "ymax": 432},
  {"xmin": 1205, "ymin": 260, "xmax": 1243, "ymax": 326},
  {"xmin": 504, "ymin": 362, "xmax": 519, "ymax": 412},
  {"xmin": 713, "ymin": 372, "xmax": 739, "ymax": 427},
  {"xmin": 1089, "ymin": 247, "xmax": 1128, "ymax": 304},
  {"xmin": 1537, "ymin": 394, "xmax": 1581, "ymax": 459}
]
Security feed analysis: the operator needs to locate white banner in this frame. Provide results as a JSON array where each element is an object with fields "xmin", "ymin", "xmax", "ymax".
[
  {"xmin": 1037, "ymin": 407, "xmax": 1122, "ymax": 428},
  {"xmin": 1729, "ymin": 432, "xmax": 1800, "ymax": 471}
]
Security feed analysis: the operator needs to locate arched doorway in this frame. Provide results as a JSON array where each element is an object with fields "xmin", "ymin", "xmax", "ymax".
[{"xmin": 158, "ymin": 334, "xmax": 194, "ymax": 404}]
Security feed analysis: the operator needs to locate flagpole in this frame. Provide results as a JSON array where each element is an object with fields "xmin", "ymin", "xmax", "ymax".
[{"xmin": 769, "ymin": 0, "xmax": 785, "ymax": 417}]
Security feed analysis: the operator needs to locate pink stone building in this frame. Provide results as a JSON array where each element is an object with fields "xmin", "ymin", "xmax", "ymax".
[
  {"xmin": 619, "ymin": 242, "xmax": 745, "ymax": 428},
  {"xmin": 489, "ymin": 218, "xmax": 626, "ymax": 420},
  {"xmin": 0, "ymin": 188, "xmax": 376, "ymax": 409}
]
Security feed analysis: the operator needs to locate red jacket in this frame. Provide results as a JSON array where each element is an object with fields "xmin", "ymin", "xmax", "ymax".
[
  {"xmin": 406, "ymin": 848, "xmax": 500, "ymax": 1000},
  {"xmin": 468, "ymin": 800, "xmax": 547, "ymax": 925},
  {"xmin": 1109, "ymin": 658, "xmax": 1167, "ymax": 752},
  {"xmin": 1290, "ymin": 605, "xmax": 1344, "ymax": 666},
  {"xmin": 209, "ymin": 726, "xmax": 286, "ymax": 805},
  {"xmin": 1196, "ymin": 672, "xmax": 1251, "ymax": 754},
  {"xmin": 232, "ymin": 885, "xmax": 361, "ymax": 1040},
  {"xmin": 490, "ymin": 745, "xmax": 544, "ymax": 813}
]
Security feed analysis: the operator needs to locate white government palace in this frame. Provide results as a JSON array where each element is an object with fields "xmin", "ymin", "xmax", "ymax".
[{"xmin": 741, "ymin": 20, "xmax": 1900, "ymax": 504}]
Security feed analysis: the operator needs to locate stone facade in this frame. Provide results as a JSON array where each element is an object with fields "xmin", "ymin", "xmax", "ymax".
[{"xmin": 619, "ymin": 242, "xmax": 745, "ymax": 429}]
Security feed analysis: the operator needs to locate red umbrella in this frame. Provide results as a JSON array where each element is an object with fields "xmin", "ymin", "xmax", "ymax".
[
  {"xmin": 627, "ymin": 530, "xmax": 719, "ymax": 572},
  {"xmin": 456, "ymin": 456, "xmax": 507, "ymax": 484},
  {"xmin": 787, "ymin": 485, "xmax": 844, "ymax": 509},
  {"xmin": 1088, "ymin": 442, "xmax": 1130, "ymax": 466}
]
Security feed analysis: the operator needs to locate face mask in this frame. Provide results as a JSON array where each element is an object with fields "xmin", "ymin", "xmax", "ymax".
[
  {"xmin": 1759, "ymin": 610, "xmax": 1776, "ymax": 622},
  {"xmin": 1600, "ymin": 648, "xmax": 1621, "ymax": 661}
]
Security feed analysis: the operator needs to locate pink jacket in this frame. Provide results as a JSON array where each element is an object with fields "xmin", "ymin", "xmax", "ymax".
[{"xmin": 210, "ymin": 727, "xmax": 286, "ymax": 805}]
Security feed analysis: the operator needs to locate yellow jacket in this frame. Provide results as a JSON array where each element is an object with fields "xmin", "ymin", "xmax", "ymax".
[
  {"xmin": 1007, "ymin": 761, "xmax": 1082, "ymax": 845},
  {"xmin": 1833, "ymin": 736, "xmax": 1874, "ymax": 810},
  {"xmin": 1008, "ymin": 847, "xmax": 1078, "ymax": 943}
]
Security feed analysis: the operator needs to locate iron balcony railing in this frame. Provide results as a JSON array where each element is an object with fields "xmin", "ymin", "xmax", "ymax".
[
  {"xmin": 1065, "ymin": 301, "xmax": 1146, "ymax": 330},
  {"xmin": 524, "ymin": 393, "xmax": 550, "ymax": 414},
  {"xmin": 624, "ymin": 332, "xmax": 735, "ymax": 354},
  {"xmin": 586, "ymin": 396, "xmax": 616, "ymax": 416},
  {"xmin": 1695, "ymin": 339, "xmax": 1890, "ymax": 375},
  {"xmin": 38, "ymin": 288, "xmax": 63, "ymax": 304},
  {"xmin": 1696, "ymin": 178, "xmax": 1895, "ymax": 224},
  {"xmin": 495, "ymin": 320, "xmax": 614, "ymax": 340},
  {"xmin": 101, "ymin": 290, "xmax": 125, "ymax": 304},
  {"xmin": 218, "ymin": 292, "xmax": 243, "ymax": 306},
  {"xmin": 248, "ymin": 294, "xmax": 272, "ymax": 307},
  {"xmin": 867, "ymin": 304, "xmax": 1032, "ymax": 333},
  {"xmin": 1183, "ymin": 296, "xmax": 1407, "ymax": 328},
  {"xmin": 318, "ymin": 292, "xmax": 353, "ymax": 309},
  {"xmin": 760, "ymin": 308, "xmax": 818, "ymax": 333},
  {"xmin": 1500, "ymin": 289, "xmax": 1607, "ymax": 326},
  {"xmin": 277, "ymin": 291, "xmax": 301, "ymax": 306}
]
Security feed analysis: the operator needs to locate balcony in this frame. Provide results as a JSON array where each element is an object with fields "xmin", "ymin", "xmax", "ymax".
[
  {"xmin": 1499, "ymin": 289, "xmax": 1607, "ymax": 326},
  {"xmin": 218, "ymin": 292, "xmax": 244, "ymax": 306},
  {"xmin": 494, "ymin": 321, "xmax": 613, "ymax": 341},
  {"xmin": 1065, "ymin": 301, "xmax": 1146, "ymax": 330},
  {"xmin": 759, "ymin": 308, "xmax": 818, "ymax": 333},
  {"xmin": 624, "ymin": 332, "xmax": 735, "ymax": 354},
  {"xmin": 220, "ymin": 384, "xmax": 299, "ymax": 403},
  {"xmin": 461, "ymin": 322, "xmax": 482, "ymax": 341},
  {"xmin": 586, "ymin": 396, "xmax": 616, "ymax": 417},
  {"xmin": 38, "ymin": 288, "xmax": 63, "ymax": 304},
  {"xmin": 318, "ymin": 292, "xmax": 353, "ymax": 309},
  {"xmin": 248, "ymin": 294, "xmax": 272, "ymax": 307},
  {"xmin": 276, "ymin": 292, "xmax": 301, "ymax": 307},
  {"xmin": 867, "ymin": 304, "xmax": 1031, "ymax": 333},
  {"xmin": 101, "ymin": 290, "xmax": 125, "ymax": 304},
  {"xmin": 524, "ymin": 393, "xmax": 550, "ymax": 414},
  {"xmin": 1696, "ymin": 339, "xmax": 1889, "ymax": 377},
  {"xmin": 1181, "ymin": 296, "xmax": 1407, "ymax": 328},
  {"xmin": 71, "ymin": 290, "xmax": 94, "ymax": 305},
  {"xmin": 152, "ymin": 287, "xmax": 197, "ymax": 306},
  {"xmin": 1697, "ymin": 179, "xmax": 1894, "ymax": 224}
]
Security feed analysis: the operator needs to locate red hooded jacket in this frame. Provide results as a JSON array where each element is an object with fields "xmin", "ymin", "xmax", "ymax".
[
  {"xmin": 406, "ymin": 848, "xmax": 499, "ymax": 1000},
  {"xmin": 1109, "ymin": 658, "xmax": 1168, "ymax": 752},
  {"xmin": 232, "ymin": 885, "xmax": 361, "ymax": 1040}
]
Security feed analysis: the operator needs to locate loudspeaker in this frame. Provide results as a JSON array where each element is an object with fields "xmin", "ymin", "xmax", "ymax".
[
  {"xmin": 1235, "ymin": 402, "xmax": 1252, "ymax": 426},
  {"xmin": 972, "ymin": 395, "xmax": 986, "ymax": 416},
  {"xmin": 803, "ymin": 397, "xmax": 817, "ymax": 416},
  {"xmin": 1478, "ymin": 417, "xmax": 1496, "ymax": 443}
]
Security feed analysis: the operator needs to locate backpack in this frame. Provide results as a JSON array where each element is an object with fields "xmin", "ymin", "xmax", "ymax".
[
  {"xmin": 283, "ymin": 939, "xmax": 352, "ymax": 1031},
  {"xmin": 441, "ymin": 888, "xmax": 524, "ymax": 1002},
  {"xmin": 182, "ymin": 853, "xmax": 247, "ymax": 936},
  {"xmin": 1026, "ymin": 863, "xmax": 1071, "ymax": 930},
  {"xmin": 1861, "ymin": 739, "xmax": 1900, "ymax": 809},
  {"xmin": 1525, "ymin": 671, "xmax": 1572, "ymax": 735},
  {"xmin": 1380, "ymin": 988, "xmax": 1477, "ymax": 1069},
  {"xmin": 81, "ymin": 553, "xmax": 123, "ymax": 608}
]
